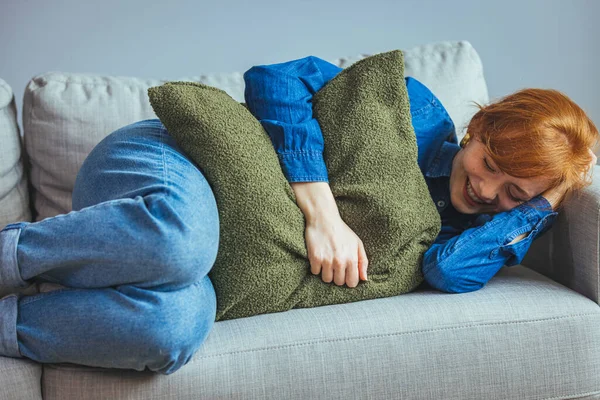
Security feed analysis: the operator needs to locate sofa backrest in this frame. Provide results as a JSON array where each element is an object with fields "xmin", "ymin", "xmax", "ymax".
[
  {"xmin": 0, "ymin": 78, "xmax": 31, "ymax": 228},
  {"xmin": 20, "ymin": 40, "xmax": 488, "ymax": 222}
]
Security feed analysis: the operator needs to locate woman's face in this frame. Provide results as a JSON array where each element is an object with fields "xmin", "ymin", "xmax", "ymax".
[{"xmin": 449, "ymin": 138, "xmax": 550, "ymax": 214}]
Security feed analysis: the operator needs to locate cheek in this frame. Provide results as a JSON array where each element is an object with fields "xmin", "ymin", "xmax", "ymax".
[
  {"xmin": 449, "ymin": 154, "xmax": 467, "ymax": 201},
  {"xmin": 461, "ymin": 155, "xmax": 479, "ymax": 177}
]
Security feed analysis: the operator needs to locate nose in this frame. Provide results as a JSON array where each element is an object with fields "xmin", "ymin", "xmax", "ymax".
[{"xmin": 477, "ymin": 181, "xmax": 498, "ymax": 204}]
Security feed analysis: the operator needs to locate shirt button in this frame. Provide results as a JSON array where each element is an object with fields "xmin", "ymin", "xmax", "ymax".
[{"xmin": 437, "ymin": 200, "xmax": 446, "ymax": 208}]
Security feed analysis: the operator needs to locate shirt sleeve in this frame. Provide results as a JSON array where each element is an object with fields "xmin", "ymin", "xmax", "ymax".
[
  {"xmin": 243, "ymin": 56, "xmax": 342, "ymax": 183},
  {"xmin": 422, "ymin": 196, "xmax": 558, "ymax": 293}
]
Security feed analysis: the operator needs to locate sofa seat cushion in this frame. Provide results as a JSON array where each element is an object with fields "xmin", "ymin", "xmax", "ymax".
[
  {"xmin": 0, "ymin": 356, "xmax": 42, "ymax": 400},
  {"xmin": 41, "ymin": 265, "xmax": 600, "ymax": 400}
]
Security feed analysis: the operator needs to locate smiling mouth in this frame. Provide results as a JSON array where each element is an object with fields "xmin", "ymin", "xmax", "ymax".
[{"xmin": 464, "ymin": 177, "xmax": 486, "ymax": 206}]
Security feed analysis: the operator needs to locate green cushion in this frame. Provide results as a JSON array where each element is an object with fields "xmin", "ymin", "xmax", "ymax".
[{"xmin": 148, "ymin": 50, "xmax": 441, "ymax": 321}]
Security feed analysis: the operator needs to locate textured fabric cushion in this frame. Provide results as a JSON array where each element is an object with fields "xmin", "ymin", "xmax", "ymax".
[
  {"xmin": 21, "ymin": 40, "xmax": 488, "ymax": 222},
  {"xmin": 40, "ymin": 266, "xmax": 600, "ymax": 400},
  {"xmin": 0, "ymin": 356, "xmax": 42, "ymax": 400},
  {"xmin": 148, "ymin": 50, "xmax": 440, "ymax": 321},
  {"xmin": 0, "ymin": 78, "xmax": 31, "ymax": 229}
]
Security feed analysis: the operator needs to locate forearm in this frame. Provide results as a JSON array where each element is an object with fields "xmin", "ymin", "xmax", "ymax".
[
  {"xmin": 423, "ymin": 196, "xmax": 557, "ymax": 293},
  {"xmin": 291, "ymin": 182, "xmax": 339, "ymax": 222}
]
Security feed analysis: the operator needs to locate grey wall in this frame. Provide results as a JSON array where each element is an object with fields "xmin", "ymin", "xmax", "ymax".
[{"xmin": 2, "ymin": 0, "xmax": 599, "ymax": 130}]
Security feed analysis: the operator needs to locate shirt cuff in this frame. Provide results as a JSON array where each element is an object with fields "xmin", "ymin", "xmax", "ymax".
[
  {"xmin": 512, "ymin": 195, "xmax": 557, "ymax": 235},
  {"xmin": 498, "ymin": 196, "xmax": 558, "ymax": 265},
  {"xmin": 279, "ymin": 151, "xmax": 329, "ymax": 183}
]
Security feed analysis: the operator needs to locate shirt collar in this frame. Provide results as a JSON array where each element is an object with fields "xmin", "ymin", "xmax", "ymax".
[{"xmin": 425, "ymin": 141, "xmax": 461, "ymax": 178}]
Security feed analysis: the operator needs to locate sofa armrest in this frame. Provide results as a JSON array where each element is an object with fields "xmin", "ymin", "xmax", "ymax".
[{"xmin": 523, "ymin": 165, "xmax": 600, "ymax": 305}]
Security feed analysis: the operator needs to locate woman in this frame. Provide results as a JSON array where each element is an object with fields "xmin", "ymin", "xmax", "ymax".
[
  {"xmin": 243, "ymin": 55, "xmax": 599, "ymax": 292},
  {"xmin": 0, "ymin": 55, "xmax": 596, "ymax": 374}
]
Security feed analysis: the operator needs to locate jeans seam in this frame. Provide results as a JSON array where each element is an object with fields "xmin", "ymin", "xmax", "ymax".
[
  {"xmin": 19, "ymin": 287, "xmax": 73, "ymax": 306},
  {"xmin": 36, "ymin": 197, "xmax": 141, "ymax": 223}
]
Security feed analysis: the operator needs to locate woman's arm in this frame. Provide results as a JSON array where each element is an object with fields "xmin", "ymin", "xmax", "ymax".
[
  {"xmin": 422, "ymin": 196, "xmax": 558, "ymax": 293},
  {"xmin": 244, "ymin": 56, "xmax": 342, "ymax": 183},
  {"xmin": 291, "ymin": 182, "xmax": 369, "ymax": 286},
  {"xmin": 244, "ymin": 56, "xmax": 370, "ymax": 287},
  {"xmin": 424, "ymin": 149, "xmax": 596, "ymax": 293}
]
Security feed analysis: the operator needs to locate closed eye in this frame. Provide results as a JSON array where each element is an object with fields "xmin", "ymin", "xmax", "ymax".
[
  {"xmin": 483, "ymin": 157, "xmax": 496, "ymax": 173},
  {"xmin": 507, "ymin": 189, "xmax": 524, "ymax": 203}
]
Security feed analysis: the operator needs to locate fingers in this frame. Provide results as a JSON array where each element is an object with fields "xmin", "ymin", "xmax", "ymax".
[
  {"xmin": 320, "ymin": 258, "xmax": 333, "ymax": 283},
  {"xmin": 305, "ymin": 221, "xmax": 368, "ymax": 288},
  {"xmin": 334, "ymin": 260, "xmax": 347, "ymax": 286},
  {"xmin": 345, "ymin": 258, "xmax": 359, "ymax": 288},
  {"xmin": 581, "ymin": 149, "xmax": 597, "ymax": 181},
  {"xmin": 312, "ymin": 256, "xmax": 362, "ymax": 287},
  {"xmin": 589, "ymin": 149, "xmax": 597, "ymax": 170},
  {"xmin": 309, "ymin": 256, "xmax": 322, "ymax": 277},
  {"xmin": 358, "ymin": 241, "xmax": 369, "ymax": 282}
]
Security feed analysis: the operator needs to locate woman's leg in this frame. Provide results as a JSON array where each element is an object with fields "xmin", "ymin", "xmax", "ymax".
[
  {"xmin": 0, "ymin": 119, "xmax": 219, "ymax": 290},
  {"xmin": 0, "ymin": 276, "xmax": 216, "ymax": 374},
  {"xmin": 0, "ymin": 119, "xmax": 219, "ymax": 373}
]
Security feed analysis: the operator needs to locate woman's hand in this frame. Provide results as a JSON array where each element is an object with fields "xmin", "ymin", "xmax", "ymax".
[
  {"xmin": 304, "ymin": 213, "xmax": 369, "ymax": 287},
  {"xmin": 290, "ymin": 182, "xmax": 368, "ymax": 287},
  {"xmin": 541, "ymin": 181, "xmax": 570, "ymax": 211},
  {"xmin": 542, "ymin": 149, "xmax": 597, "ymax": 210}
]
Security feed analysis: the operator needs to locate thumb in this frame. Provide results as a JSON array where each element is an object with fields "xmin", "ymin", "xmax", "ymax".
[
  {"xmin": 308, "ymin": 254, "xmax": 322, "ymax": 276},
  {"xmin": 358, "ymin": 241, "xmax": 369, "ymax": 281}
]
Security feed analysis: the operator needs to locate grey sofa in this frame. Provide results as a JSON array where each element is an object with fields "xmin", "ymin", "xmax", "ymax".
[{"xmin": 1, "ymin": 41, "xmax": 599, "ymax": 400}]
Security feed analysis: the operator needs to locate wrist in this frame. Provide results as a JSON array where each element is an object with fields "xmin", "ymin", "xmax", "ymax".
[
  {"xmin": 541, "ymin": 181, "xmax": 571, "ymax": 211},
  {"xmin": 541, "ymin": 195, "xmax": 559, "ymax": 211},
  {"xmin": 291, "ymin": 182, "xmax": 340, "ymax": 222}
]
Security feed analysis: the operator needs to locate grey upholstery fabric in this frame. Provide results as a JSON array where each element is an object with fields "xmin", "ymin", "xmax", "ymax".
[
  {"xmin": 524, "ymin": 165, "xmax": 600, "ymax": 306},
  {"xmin": 42, "ymin": 266, "xmax": 600, "ymax": 400},
  {"xmin": 0, "ymin": 78, "xmax": 31, "ymax": 229},
  {"xmin": 0, "ymin": 357, "xmax": 42, "ymax": 400}
]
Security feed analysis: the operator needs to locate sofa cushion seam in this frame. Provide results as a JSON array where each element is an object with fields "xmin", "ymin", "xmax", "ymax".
[
  {"xmin": 0, "ymin": 365, "xmax": 39, "ymax": 374},
  {"xmin": 197, "ymin": 312, "xmax": 600, "ymax": 360}
]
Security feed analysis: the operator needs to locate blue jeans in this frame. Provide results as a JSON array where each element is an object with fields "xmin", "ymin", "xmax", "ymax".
[{"xmin": 0, "ymin": 119, "xmax": 219, "ymax": 374}]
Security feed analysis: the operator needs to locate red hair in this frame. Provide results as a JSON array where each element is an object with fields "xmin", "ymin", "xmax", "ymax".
[{"xmin": 463, "ymin": 88, "xmax": 599, "ymax": 207}]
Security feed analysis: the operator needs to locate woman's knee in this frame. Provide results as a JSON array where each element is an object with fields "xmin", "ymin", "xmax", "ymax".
[
  {"xmin": 124, "ymin": 278, "xmax": 217, "ymax": 374},
  {"xmin": 73, "ymin": 117, "xmax": 220, "ymax": 287},
  {"xmin": 148, "ymin": 193, "xmax": 219, "ymax": 287}
]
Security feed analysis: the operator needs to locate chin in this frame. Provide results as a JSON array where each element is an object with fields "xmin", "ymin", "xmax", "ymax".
[{"xmin": 450, "ymin": 192, "xmax": 477, "ymax": 215}]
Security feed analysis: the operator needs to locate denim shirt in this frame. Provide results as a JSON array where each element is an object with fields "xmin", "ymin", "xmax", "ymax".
[{"xmin": 243, "ymin": 55, "xmax": 558, "ymax": 294}]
